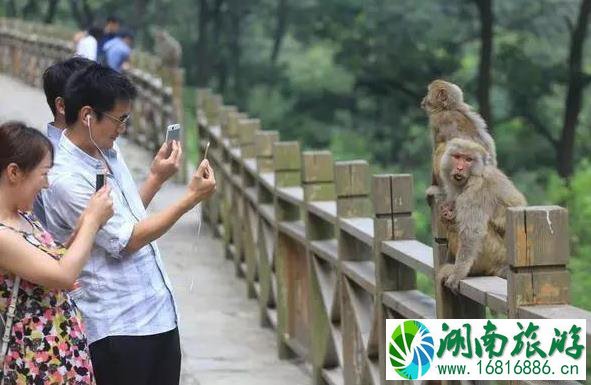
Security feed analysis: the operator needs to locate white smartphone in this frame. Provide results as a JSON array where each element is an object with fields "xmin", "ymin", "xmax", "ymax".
[{"xmin": 165, "ymin": 123, "xmax": 182, "ymax": 143}]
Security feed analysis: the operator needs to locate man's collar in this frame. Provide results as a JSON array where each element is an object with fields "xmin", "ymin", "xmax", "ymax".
[
  {"xmin": 46, "ymin": 122, "xmax": 62, "ymax": 141},
  {"xmin": 58, "ymin": 132, "xmax": 119, "ymax": 171}
]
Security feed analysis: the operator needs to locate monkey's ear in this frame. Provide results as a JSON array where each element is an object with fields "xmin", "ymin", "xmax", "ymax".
[{"xmin": 436, "ymin": 88, "xmax": 449, "ymax": 108}]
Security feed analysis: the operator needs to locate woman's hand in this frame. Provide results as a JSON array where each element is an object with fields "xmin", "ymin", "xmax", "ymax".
[{"xmin": 84, "ymin": 185, "xmax": 114, "ymax": 229}]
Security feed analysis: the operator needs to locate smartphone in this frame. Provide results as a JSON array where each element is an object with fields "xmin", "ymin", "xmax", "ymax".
[
  {"xmin": 165, "ymin": 124, "xmax": 182, "ymax": 143},
  {"xmin": 96, "ymin": 173, "xmax": 105, "ymax": 192}
]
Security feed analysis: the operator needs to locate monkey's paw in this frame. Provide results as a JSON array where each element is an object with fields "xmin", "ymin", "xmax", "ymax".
[
  {"xmin": 439, "ymin": 201, "xmax": 456, "ymax": 223},
  {"xmin": 425, "ymin": 185, "xmax": 442, "ymax": 207},
  {"xmin": 437, "ymin": 264, "xmax": 465, "ymax": 294}
]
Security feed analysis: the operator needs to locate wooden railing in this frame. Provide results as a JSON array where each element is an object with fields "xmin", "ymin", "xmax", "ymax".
[
  {"xmin": 0, "ymin": 17, "xmax": 184, "ymax": 156},
  {"xmin": 197, "ymin": 89, "xmax": 591, "ymax": 385}
]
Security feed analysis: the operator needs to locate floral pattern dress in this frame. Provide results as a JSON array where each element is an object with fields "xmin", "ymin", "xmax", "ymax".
[{"xmin": 0, "ymin": 212, "xmax": 95, "ymax": 385}]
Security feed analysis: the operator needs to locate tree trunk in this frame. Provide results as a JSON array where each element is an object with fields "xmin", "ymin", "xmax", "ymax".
[
  {"xmin": 211, "ymin": 0, "xmax": 225, "ymax": 91},
  {"xmin": 474, "ymin": 0, "xmax": 493, "ymax": 132},
  {"xmin": 5, "ymin": 0, "xmax": 17, "ymax": 17},
  {"xmin": 80, "ymin": 0, "xmax": 94, "ymax": 28},
  {"xmin": 44, "ymin": 0, "xmax": 59, "ymax": 24},
  {"xmin": 229, "ymin": 2, "xmax": 243, "ymax": 100},
  {"xmin": 68, "ymin": 0, "xmax": 84, "ymax": 28},
  {"xmin": 196, "ymin": 0, "xmax": 210, "ymax": 86},
  {"xmin": 132, "ymin": 0, "xmax": 148, "ymax": 43},
  {"xmin": 270, "ymin": 0, "xmax": 288, "ymax": 64},
  {"xmin": 558, "ymin": 0, "xmax": 591, "ymax": 179},
  {"xmin": 21, "ymin": 0, "xmax": 39, "ymax": 19}
]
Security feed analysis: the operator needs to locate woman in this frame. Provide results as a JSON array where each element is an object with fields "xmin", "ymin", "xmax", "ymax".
[{"xmin": 0, "ymin": 121, "xmax": 113, "ymax": 384}]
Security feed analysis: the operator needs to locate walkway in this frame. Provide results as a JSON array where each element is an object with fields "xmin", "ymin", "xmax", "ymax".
[{"xmin": 0, "ymin": 74, "xmax": 310, "ymax": 385}]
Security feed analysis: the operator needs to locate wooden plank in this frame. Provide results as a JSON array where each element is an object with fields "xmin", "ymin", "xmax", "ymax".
[
  {"xmin": 321, "ymin": 367, "xmax": 344, "ymax": 385},
  {"xmin": 285, "ymin": 337, "xmax": 308, "ymax": 360},
  {"xmin": 518, "ymin": 304, "xmax": 591, "ymax": 342},
  {"xmin": 258, "ymin": 172, "xmax": 275, "ymax": 191},
  {"xmin": 310, "ymin": 239, "xmax": 339, "ymax": 266},
  {"xmin": 342, "ymin": 261, "xmax": 376, "ymax": 294},
  {"xmin": 210, "ymin": 125, "xmax": 221, "ymax": 139},
  {"xmin": 244, "ymin": 187, "xmax": 257, "ymax": 205},
  {"xmin": 231, "ymin": 174, "xmax": 242, "ymax": 188},
  {"xmin": 381, "ymin": 240, "xmax": 434, "ymax": 276},
  {"xmin": 382, "ymin": 290, "xmax": 437, "ymax": 320},
  {"xmin": 458, "ymin": 276, "xmax": 508, "ymax": 314},
  {"xmin": 259, "ymin": 203, "xmax": 276, "ymax": 224},
  {"xmin": 243, "ymin": 158, "xmax": 257, "ymax": 174},
  {"xmin": 339, "ymin": 218, "xmax": 374, "ymax": 247},
  {"xmin": 520, "ymin": 381, "xmax": 580, "ymax": 385},
  {"xmin": 278, "ymin": 220, "xmax": 307, "ymax": 244},
  {"xmin": 307, "ymin": 201, "xmax": 337, "ymax": 224},
  {"xmin": 276, "ymin": 186, "xmax": 304, "ymax": 206},
  {"xmin": 267, "ymin": 308, "xmax": 278, "ymax": 329},
  {"xmin": 229, "ymin": 147, "xmax": 241, "ymax": 161}
]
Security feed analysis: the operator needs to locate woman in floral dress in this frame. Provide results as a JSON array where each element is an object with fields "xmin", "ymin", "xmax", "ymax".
[{"xmin": 0, "ymin": 122, "xmax": 113, "ymax": 384}]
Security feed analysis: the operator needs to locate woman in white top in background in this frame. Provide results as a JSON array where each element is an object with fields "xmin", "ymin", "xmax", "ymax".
[{"xmin": 75, "ymin": 26, "xmax": 103, "ymax": 62}]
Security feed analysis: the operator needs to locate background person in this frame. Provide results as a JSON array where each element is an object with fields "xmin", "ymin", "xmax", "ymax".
[{"xmin": 104, "ymin": 29, "xmax": 134, "ymax": 72}]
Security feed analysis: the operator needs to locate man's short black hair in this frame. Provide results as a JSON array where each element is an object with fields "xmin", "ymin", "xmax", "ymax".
[
  {"xmin": 42, "ymin": 57, "xmax": 94, "ymax": 116},
  {"xmin": 64, "ymin": 63, "xmax": 137, "ymax": 126},
  {"xmin": 106, "ymin": 15, "xmax": 120, "ymax": 24}
]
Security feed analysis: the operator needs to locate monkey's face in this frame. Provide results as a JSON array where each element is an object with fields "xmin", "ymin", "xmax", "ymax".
[{"xmin": 449, "ymin": 152, "xmax": 474, "ymax": 186}]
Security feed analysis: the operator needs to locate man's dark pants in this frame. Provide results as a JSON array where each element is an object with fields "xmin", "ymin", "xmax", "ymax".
[{"xmin": 89, "ymin": 327, "xmax": 181, "ymax": 385}]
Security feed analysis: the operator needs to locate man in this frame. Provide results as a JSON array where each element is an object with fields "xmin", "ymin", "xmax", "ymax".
[
  {"xmin": 104, "ymin": 29, "xmax": 133, "ymax": 72},
  {"xmin": 41, "ymin": 56, "xmax": 93, "ymax": 149},
  {"xmin": 33, "ymin": 57, "xmax": 94, "ymax": 225},
  {"xmin": 43, "ymin": 63, "xmax": 216, "ymax": 385},
  {"xmin": 97, "ymin": 15, "xmax": 120, "ymax": 65}
]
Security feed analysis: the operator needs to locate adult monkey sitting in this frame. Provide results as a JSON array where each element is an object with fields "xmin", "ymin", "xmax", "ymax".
[
  {"xmin": 437, "ymin": 138, "xmax": 526, "ymax": 293},
  {"xmin": 421, "ymin": 79, "xmax": 497, "ymax": 205}
]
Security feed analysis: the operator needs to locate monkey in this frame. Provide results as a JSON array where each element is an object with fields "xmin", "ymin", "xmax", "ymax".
[
  {"xmin": 421, "ymin": 79, "xmax": 497, "ymax": 205},
  {"xmin": 436, "ymin": 138, "xmax": 526, "ymax": 293},
  {"xmin": 151, "ymin": 27, "xmax": 182, "ymax": 67}
]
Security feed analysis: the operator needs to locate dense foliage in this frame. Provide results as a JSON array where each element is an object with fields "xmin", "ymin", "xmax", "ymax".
[{"xmin": 2, "ymin": 0, "xmax": 591, "ymax": 310}]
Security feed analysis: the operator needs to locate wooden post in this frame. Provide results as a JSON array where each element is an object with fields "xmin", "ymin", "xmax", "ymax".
[
  {"xmin": 506, "ymin": 206, "xmax": 570, "ymax": 318},
  {"xmin": 255, "ymin": 131, "xmax": 279, "ymax": 173},
  {"xmin": 227, "ymin": 111, "xmax": 247, "ymax": 147},
  {"xmin": 373, "ymin": 174, "xmax": 416, "ymax": 385},
  {"xmin": 238, "ymin": 118, "xmax": 259, "ymax": 159},
  {"xmin": 273, "ymin": 141, "xmax": 302, "ymax": 190},
  {"xmin": 273, "ymin": 141, "xmax": 302, "ymax": 359},
  {"xmin": 334, "ymin": 160, "xmax": 371, "ymax": 219},
  {"xmin": 302, "ymin": 151, "xmax": 336, "ymax": 204},
  {"xmin": 506, "ymin": 206, "xmax": 572, "ymax": 385},
  {"xmin": 220, "ymin": 105, "xmax": 238, "ymax": 138},
  {"xmin": 239, "ymin": 118, "xmax": 260, "ymax": 298},
  {"xmin": 303, "ymin": 151, "xmax": 338, "ymax": 384}
]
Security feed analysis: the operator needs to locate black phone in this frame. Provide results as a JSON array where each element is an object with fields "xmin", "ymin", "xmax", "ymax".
[{"xmin": 96, "ymin": 174, "xmax": 105, "ymax": 192}]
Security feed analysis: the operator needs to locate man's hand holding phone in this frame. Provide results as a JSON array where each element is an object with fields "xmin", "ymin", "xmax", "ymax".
[
  {"xmin": 150, "ymin": 140, "xmax": 182, "ymax": 184},
  {"xmin": 185, "ymin": 159, "xmax": 216, "ymax": 207}
]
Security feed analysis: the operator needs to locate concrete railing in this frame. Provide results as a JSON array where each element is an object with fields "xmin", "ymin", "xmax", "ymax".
[
  {"xmin": 0, "ymin": 17, "xmax": 184, "ymax": 156},
  {"xmin": 197, "ymin": 89, "xmax": 590, "ymax": 385}
]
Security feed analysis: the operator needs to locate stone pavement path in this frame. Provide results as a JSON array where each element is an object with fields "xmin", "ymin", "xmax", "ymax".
[{"xmin": 0, "ymin": 74, "xmax": 310, "ymax": 385}]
